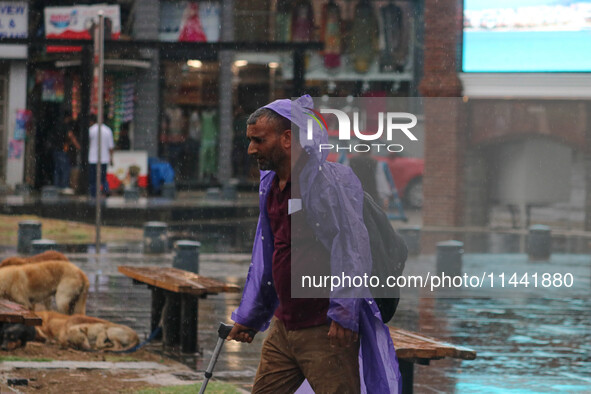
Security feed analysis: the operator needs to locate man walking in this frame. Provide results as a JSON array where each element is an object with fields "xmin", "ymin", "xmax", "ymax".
[
  {"xmin": 87, "ymin": 114, "xmax": 114, "ymax": 197},
  {"xmin": 228, "ymin": 95, "xmax": 401, "ymax": 393}
]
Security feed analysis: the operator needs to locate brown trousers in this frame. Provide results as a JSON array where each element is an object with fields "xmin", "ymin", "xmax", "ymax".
[{"xmin": 253, "ymin": 319, "xmax": 360, "ymax": 394}]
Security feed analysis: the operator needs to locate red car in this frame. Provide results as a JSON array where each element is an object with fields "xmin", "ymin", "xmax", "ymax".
[{"xmin": 325, "ymin": 135, "xmax": 424, "ymax": 209}]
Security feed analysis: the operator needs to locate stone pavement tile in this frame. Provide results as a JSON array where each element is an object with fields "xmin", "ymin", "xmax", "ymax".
[{"xmin": 0, "ymin": 361, "xmax": 172, "ymax": 370}]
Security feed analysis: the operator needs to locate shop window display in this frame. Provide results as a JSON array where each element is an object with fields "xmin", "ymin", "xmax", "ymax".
[
  {"xmin": 159, "ymin": 1, "xmax": 220, "ymax": 42},
  {"xmin": 161, "ymin": 61, "xmax": 219, "ymax": 182},
  {"xmin": 155, "ymin": 1, "xmax": 417, "ymax": 184},
  {"xmin": 268, "ymin": 0, "xmax": 414, "ymax": 78}
]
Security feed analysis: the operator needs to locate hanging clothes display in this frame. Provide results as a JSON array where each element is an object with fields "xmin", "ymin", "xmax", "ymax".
[
  {"xmin": 114, "ymin": 78, "xmax": 135, "ymax": 138},
  {"xmin": 164, "ymin": 106, "xmax": 185, "ymax": 175},
  {"xmin": 199, "ymin": 2, "xmax": 220, "ymax": 42},
  {"xmin": 178, "ymin": 2, "xmax": 207, "ymax": 42},
  {"xmin": 199, "ymin": 109, "xmax": 218, "ymax": 181},
  {"xmin": 71, "ymin": 75, "xmax": 81, "ymax": 119},
  {"xmin": 349, "ymin": 0, "xmax": 378, "ymax": 74},
  {"xmin": 291, "ymin": 0, "xmax": 315, "ymax": 42},
  {"xmin": 321, "ymin": 0, "xmax": 342, "ymax": 70},
  {"xmin": 165, "ymin": 107, "xmax": 184, "ymax": 138},
  {"xmin": 37, "ymin": 70, "xmax": 65, "ymax": 102},
  {"xmin": 379, "ymin": 1, "xmax": 409, "ymax": 72},
  {"xmin": 275, "ymin": 0, "xmax": 291, "ymax": 42},
  {"xmin": 99, "ymin": 76, "xmax": 135, "ymax": 141},
  {"xmin": 185, "ymin": 110, "xmax": 202, "ymax": 179},
  {"xmin": 105, "ymin": 76, "xmax": 115, "ymax": 121},
  {"xmin": 188, "ymin": 110, "xmax": 201, "ymax": 142}
]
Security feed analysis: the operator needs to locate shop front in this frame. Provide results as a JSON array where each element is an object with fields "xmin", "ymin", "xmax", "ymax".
[
  {"xmin": 26, "ymin": 3, "xmax": 147, "ymax": 193},
  {"xmin": 3, "ymin": 0, "xmax": 422, "ymax": 194},
  {"xmin": 156, "ymin": 0, "xmax": 422, "ymax": 188}
]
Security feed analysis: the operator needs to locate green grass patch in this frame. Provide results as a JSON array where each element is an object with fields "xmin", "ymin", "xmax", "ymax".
[
  {"xmin": 0, "ymin": 214, "xmax": 143, "ymax": 245},
  {"xmin": 134, "ymin": 381, "xmax": 241, "ymax": 394},
  {"xmin": 104, "ymin": 355, "xmax": 142, "ymax": 363},
  {"xmin": 0, "ymin": 356, "xmax": 53, "ymax": 362}
]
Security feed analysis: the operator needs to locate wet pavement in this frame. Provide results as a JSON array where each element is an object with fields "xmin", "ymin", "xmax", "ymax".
[{"xmin": 0, "ymin": 240, "xmax": 588, "ymax": 393}]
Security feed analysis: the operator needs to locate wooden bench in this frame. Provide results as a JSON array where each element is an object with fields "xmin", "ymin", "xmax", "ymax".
[
  {"xmin": 0, "ymin": 299, "xmax": 42, "ymax": 326},
  {"xmin": 390, "ymin": 327, "xmax": 476, "ymax": 394},
  {"xmin": 118, "ymin": 265, "xmax": 240, "ymax": 353}
]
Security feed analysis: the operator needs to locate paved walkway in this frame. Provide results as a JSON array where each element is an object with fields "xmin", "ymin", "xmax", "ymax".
[
  {"xmin": 0, "ymin": 245, "xmax": 585, "ymax": 393},
  {"xmin": 0, "ymin": 361, "xmax": 173, "ymax": 371}
]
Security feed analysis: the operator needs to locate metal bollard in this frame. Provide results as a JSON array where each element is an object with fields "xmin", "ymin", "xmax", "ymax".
[
  {"xmin": 436, "ymin": 240, "xmax": 464, "ymax": 277},
  {"xmin": 527, "ymin": 225, "xmax": 552, "ymax": 261},
  {"xmin": 398, "ymin": 226, "xmax": 421, "ymax": 256},
  {"xmin": 17, "ymin": 220, "xmax": 42, "ymax": 254},
  {"xmin": 162, "ymin": 182, "xmax": 176, "ymax": 200},
  {"xmin": 205, "ymin": 188, "xmax": 221, "ymax": 200},
  {"xmin": 0, "ymin": 184, "xmax": 10, "ymax": 196},
  {"xmin": 15, "ymin": 184, "xmax": 31, "ymax": 197},
  {"xmin": 124, "ymin": 187, "xmax": 140, "ymax": 202},
  {"xmin": 222, "ymin": 180, "xmax": 238, "ymax": 200},
  {"xmin": 173, "ymin": 240, "xmax": 202, "ymax": 273},
  {"xmin": 41, "ymin": 185, "xmax": 59, "ymax": 203},
  {"xmin": 30, "ymin": 239, "xmax": 57, "ymax": 254},
  {"xmin": 143, "ymin": 221, "xmax": 168, "ymax": 254}
]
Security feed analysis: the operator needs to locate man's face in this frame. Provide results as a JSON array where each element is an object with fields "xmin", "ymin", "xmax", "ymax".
[{"xmin": 246, "ymin": 117, "xmax": 288, "ymax": 171}]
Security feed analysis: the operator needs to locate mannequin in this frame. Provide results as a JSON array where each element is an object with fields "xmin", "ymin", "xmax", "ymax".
[
  {"xmin": 379, "ymin": 1, "xmax": 409, "ymax": 72},
  {"xmin": 349, "ymin": 0, "xmax": 378, "ymax": 74},
  {"xmin": 321, "ymin": 0, "xmax": 342, "ymax": 70}
]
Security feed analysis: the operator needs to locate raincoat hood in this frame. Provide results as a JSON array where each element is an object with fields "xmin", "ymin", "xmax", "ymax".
[{"xmin": 264, "ymin": 94, "xmax": 330, "ymax": 164}]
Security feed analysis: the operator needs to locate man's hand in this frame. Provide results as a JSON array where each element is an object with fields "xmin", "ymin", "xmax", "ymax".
[
  {"xmin": 327, "ymin": 321, "xmax": 359, "ymax": 348},
  {"xmin": 227, "ymin": 323, "xmax": 256, "ymax": 343}
]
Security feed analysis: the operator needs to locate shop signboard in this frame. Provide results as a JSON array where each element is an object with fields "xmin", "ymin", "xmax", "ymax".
[
  {"xmin": 463, "ymin": 0, "xmax": 591, "ymax": 72},
  {"xmin": 0, "ymin": 1, "xmax": 27, "ymax": 38},
  {"xmin": 107, "ymin": 151, "xmax": 149, "ymax": 192},
  {"xmin": 44, "ymin": 4, "xmax": 120, "ymax": 51}
]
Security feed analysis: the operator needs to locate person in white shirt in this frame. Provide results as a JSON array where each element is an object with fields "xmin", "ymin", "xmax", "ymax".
[{"xmin": 88, "ymin": 114, "xmax": 114, "ymax": 197}]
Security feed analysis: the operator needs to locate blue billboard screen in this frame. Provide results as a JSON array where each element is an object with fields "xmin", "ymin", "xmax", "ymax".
[{"xmin": 463, "ymin": 0, "xmax": 591, "ymax": 72}]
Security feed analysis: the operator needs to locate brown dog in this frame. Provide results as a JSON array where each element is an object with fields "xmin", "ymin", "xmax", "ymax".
[
  {"xmin": 35, "ymin": 311, "xmax": 139, "ymax": 352},
  {"xmin": 0, "ymin": 251, "xmax": 73, "ymax": 311},
  {"xmin": 0, "ymin": 250, "xmax": 69, "ymax": 268},
  {"xmin": 0, "ymin": 260, "xmax": 89, "ymax": 315},
  {"xmin": 34, "ymin": 310, "xmax": 72, "ymax": 341}
]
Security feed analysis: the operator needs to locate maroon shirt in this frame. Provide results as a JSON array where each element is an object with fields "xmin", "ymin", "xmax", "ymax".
[{"xmin": 267, "ymin": 162, "xmax": 330, "ymax": 330}]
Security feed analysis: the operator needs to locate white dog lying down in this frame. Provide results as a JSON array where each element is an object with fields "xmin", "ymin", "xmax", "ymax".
[{"xmin": 35, "ymin": 311, "xmax": 140, "ymax": 352}]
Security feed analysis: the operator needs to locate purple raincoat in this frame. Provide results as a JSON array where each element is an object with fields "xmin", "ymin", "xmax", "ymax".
[{"xmin": 231, "ymin": 95, "xmax": 402, "ymax": 393}]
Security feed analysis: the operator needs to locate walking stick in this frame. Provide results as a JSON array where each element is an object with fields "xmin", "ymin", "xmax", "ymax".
[
  {"xmin": 199, "ymin": 323, "xmax": 232, "ymax": 394},
  {"xmin": 199, "ymin": 323, "xmax": 256, "ymax": 393}
]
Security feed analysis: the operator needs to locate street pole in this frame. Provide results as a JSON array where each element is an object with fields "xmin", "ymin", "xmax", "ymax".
[
  {"xmin": 95, "ymin": 11, "xmax": 105, "ymax": 252},
  {"xmin": 218, "ymin": 0, "xmax": 234, "ymax": 184}
]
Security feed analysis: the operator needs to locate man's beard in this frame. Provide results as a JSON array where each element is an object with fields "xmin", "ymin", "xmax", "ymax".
[
  {"xmin": 256, "ymin": 157, "xmax": 273, "ymax": 171},
  {"xmin": 254, "ymin": 147, "xmax": 285, "ymax": 171}
]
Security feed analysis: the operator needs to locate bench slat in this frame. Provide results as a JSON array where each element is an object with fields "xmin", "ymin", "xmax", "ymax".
[
  {"xmin": 0, "ymin": 299, "xmax": 42, "ymax": 326},
  {"xmin": 117, "ymin": 266, "xmax": 240, "ymax": 296},
  {"xmin": 390, "ymin": 327, "xmax": 476, "ymax": 361}
]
